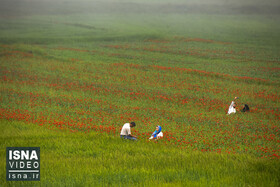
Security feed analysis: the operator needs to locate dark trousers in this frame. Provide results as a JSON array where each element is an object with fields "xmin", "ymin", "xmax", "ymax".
[{"xmin": 120, "ymin": 135, "xmax": 137, "ymax": 140}]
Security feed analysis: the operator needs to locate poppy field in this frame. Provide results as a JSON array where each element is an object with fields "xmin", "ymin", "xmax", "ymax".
[
  {"xmin": 0, "ymin": 0, "xmax": 280, "ymax": 185},
  {"xmin": 1, "ymin": 30, "xmax": 279, "ymax": 159}
]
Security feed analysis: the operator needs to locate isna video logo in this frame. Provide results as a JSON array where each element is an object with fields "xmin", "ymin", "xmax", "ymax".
[{"xmin": 6, "ymin": 147, "xmax": 40, "ymax": 181}]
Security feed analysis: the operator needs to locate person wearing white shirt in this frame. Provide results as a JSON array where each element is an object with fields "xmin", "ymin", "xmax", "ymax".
[
  {"xmin": 228, "ymin": 97, "xmax": 238, "ymax": 115},
  {"xmin": 149, "ymin": 125, "xmax": 163, "ymax": 140},
  {"xmin": 120, "ymin": 122, "xmax": 137, "ymax": 140}
]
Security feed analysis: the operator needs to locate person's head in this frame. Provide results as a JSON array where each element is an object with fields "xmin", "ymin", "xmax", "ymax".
[
  {"xmin": 130, "ymin": 122, "xmax": 136, "ymax": 128},
  {"xmin": 156, "ymin": 125, "xmax": 162, "ymax": 132}
]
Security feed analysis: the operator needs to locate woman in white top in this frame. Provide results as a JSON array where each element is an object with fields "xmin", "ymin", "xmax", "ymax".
[
  {"xmin": 228, "ymin": 97, "xmax": 238, "ymax": 115},
  {"xmin": 149, "ymin": 125, "xmax": 163, "ymax": 140}
]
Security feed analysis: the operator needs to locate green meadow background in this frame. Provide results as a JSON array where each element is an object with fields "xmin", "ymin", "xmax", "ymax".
[{"xmin": 0, "ymin": 0, "xmax": 280, "ymax": 186}]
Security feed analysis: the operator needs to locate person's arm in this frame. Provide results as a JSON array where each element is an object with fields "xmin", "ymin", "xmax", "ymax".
[
  {"xmin": 129, "ymin": 134, "xmax": 137, "ymax": 138},
  {"xmin": 127, "ymin": 127, "xmax": 136, "ymax": 138}
]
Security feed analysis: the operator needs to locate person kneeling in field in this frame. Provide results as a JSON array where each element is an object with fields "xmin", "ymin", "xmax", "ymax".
[
  {"xmin": 241, "ymin": 104, "xmax": 250, "ymax": 112},
  {"xmin": 227, "ymin": 97, "xmax": 238, "ymax": 115},
  {"xmin": 120, "ymin": 122, "xmax": 137, "ymax": 140},
  {"xmin": 149, "ymin": 125, "xmax": 163, "ymax": 140}
]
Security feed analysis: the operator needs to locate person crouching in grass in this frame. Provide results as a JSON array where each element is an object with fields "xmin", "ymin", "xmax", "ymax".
[
  {"xmin": 120, "ymin": 122, "xmax": 137, "ymax": 140},
  {"xmin": 227, "ymin": 97, "xmax": 238, "ymax": 115},
  {"xmin": 149, "ymin": 125, "xmax": 163, "ymax": 140}
]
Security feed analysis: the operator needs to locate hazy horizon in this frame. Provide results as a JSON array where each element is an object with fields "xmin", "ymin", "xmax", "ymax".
[{"xmin": 0, "ymin": 0, "xmax": 279, "ymax": 18}]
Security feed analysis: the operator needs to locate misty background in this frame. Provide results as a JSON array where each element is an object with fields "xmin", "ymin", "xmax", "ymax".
[
  {"xmin": 0, "ymin": 0, "xmax": 279, "ymax": 48},
  {"xmin": 0, "ymin": 0, "xmax": 280, "ymax": 18}
]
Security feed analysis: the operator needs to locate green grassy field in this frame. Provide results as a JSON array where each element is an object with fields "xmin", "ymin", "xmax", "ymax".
[
  {"xmin": 0, "ymin": 0, "xmax": 280, "ymax": 186},
  {"xmin": 1, "ymin": 120, "xmax": 280, "ymax": 186}
]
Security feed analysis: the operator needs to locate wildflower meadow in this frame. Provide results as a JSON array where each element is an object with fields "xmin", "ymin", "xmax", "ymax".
[{"xmin": 0, "ymin": 0, "xmax": 280, "ymax": 186}]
